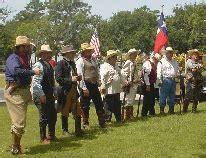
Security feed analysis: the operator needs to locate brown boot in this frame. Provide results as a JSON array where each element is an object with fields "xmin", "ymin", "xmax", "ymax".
[
  {"xmin": 183, "ymin": 99, "xmax": 189, "ymax": 113},
  {"xmin": 75, "ymin": 116, "xmax": 84, "ymax": 137},
  {"xmin": 10, "ymin": 132, "xmax": 22, "ymax": 155},
  {"xmin": 130, "ymin": 106, "xmax": 134, "ymax": 119},
  {"xmin": 125, "ymin": 106, "xmax": 131, "ymax": 120}
]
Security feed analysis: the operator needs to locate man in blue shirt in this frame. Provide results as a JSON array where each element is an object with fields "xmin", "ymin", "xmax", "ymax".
[{"xmin": 4, "ymin": 36, "xmax": 40, "ymax": 155}]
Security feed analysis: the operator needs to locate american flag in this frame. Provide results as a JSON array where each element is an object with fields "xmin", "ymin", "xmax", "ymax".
[{"xmin": 90, "ymin": 29, "xmax": 100, "ymax": 57}]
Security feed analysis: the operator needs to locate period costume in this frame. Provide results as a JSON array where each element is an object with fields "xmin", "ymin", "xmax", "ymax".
[
  {"xmin": 5, "ymin": 36, "xmax": 38, "ymax": 154},
  {"xmin": 55, "ymin": 45, "xmax": 83, "ymax": 137},
  {"xmin": 31, "ymin": 45, "xmax": 57, "ymax": 144},
  {"xmin": 183, "ymin": 49, "xmax": 204, "ymax": 113},
  {"xmin": 100, "ymin": 50, "xmax": 125, "ymax": 122},
  {"xmin": 121, "ymin": 48, "xmax": 141, "ymax": 120},
  {"xmin": 76, "ymin": 43, "xmax": 106, "ymax": 129},
  {"xmin": 141, "ymin": 53, "xmax": 160, "ymax": 117},
  {"xmin": 157, "ymin": 47, "xmax": 179, "ymax": 114}
]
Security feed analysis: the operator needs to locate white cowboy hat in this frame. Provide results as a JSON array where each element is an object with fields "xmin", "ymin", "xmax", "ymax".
[
  {"xmin": 126, "ymin": 48, "xmax": 141, "ymax": 57},
  {"xmin": 152, "ymin": 53, "xmax": 161, "ymax": 60},
  {"xmin": 37, "ymin": 44, "xmax": 52, "ymax": 56},
  {"xmin": 105, "ymin": 50, "xmax": 120, "ymax": 59},
  {"xmin": 15, "ymin": 36, "xmax": 31, "ymax": 46}
]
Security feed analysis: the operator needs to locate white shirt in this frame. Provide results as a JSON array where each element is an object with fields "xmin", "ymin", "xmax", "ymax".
[
  {"xmin": 142, "ymin": 59, "xmax": 152, "ymax": 86},
  {"xmin": 100, "ymin": 62, "xmax": 125, "ymax": 94},
  {"xmin": 157, "ymin": 57, "xmax": 179, "ymax": 82},
  {"xmin": 121, "ymin": 60, "xmax": 139, "ymax": 82},
  {"xmin": 76, "ymin": 56, "xmax": 99, "ymax": 90}
]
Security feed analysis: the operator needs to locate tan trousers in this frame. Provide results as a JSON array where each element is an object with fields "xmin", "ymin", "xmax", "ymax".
[
  {"xmin": 4, "ymin": 87, "xmax": 30, "ymax": 137},
  {"xmin": 61, "ymin": 85, "xmax": 82, "ymax": 117}
]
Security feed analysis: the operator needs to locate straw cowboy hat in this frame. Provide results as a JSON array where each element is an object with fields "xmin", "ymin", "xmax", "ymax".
[
  {"xmin": 61, "ymin": 45, "xmax": 76, "ymax": 54},
  {"xmin": 151, "ymin": 53, "xmax": 161, "ymax": 60},
  {"xmin": 160, "ymin": 47, "xmax": 177, "ymax": 55},
  {"xmin": 15, "ymin": 36, "xmax": 31, "ymax": 47},
  {"xmin": 80, "ymin": 43, "xmax": 95, "ymax": 53},
  {"xmin": 37, "ymin": 44, "xmax": 52, "ymax": 56},
  {"xmin": 126, "ymin": 48, "xmax": 141, "ymax": 57},
  {"xmin": 105, "ymin": 50, "xmax": 120, "ymax": 59},
  {"xmin": 187, "ymin": 49, "xmax": 201, "ymax": 56}
]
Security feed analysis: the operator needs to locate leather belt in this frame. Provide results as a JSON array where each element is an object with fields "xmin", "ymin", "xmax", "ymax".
[{"xmin": 164, "ymin": 77, "xmax": 175, "ymax": 80}]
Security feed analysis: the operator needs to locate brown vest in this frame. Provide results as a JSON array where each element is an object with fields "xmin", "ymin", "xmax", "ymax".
[{"xmin": 83, "ymin": 59, "xmax": 98, "ymax": 83}]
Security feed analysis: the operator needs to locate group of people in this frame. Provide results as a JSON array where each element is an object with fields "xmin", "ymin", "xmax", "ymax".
[{"xmin": 4, "ymin": 36, "xmax": 204, "ymax": 155}]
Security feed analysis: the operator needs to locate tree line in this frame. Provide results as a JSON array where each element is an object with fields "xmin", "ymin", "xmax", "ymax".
[{"xmin": 0, "ymin": 1, "xmax": 205, "ymax": 60}]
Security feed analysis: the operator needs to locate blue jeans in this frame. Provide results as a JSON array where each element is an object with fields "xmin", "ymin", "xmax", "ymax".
[{"xmin": 159, "ymin": 79, "xmax": 176, "ymax": 108}]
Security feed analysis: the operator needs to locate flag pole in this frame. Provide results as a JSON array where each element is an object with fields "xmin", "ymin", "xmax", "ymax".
[{"xmin": 161, "ymin": 5, "xmax": 164, "ymax": 13}]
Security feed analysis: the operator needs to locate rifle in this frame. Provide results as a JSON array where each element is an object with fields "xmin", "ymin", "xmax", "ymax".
[
  {"xmin": 136, "ymin": 87, "xmax": 142, "ymax": 118},
  {"xmin": 121, "ymin": 91, "xmax": 127, "ymax": 123}
]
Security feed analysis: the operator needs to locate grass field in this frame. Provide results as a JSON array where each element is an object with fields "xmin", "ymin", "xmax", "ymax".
[{"xmin": 1, "ymin": 102, "xmax": 206, "ymax": 158}]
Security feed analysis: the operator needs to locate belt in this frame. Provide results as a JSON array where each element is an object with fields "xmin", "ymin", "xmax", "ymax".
[
  {"xmin": 5, "ymin": 81, "xmax": 29, "ymax": 89},
  {"xmin": 163, "ymin": 77, "xmax": 176, "ymax": 80}
]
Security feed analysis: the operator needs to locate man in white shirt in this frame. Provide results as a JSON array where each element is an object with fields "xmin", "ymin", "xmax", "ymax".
[
  {"xmin": 142, "ymin": 53, "xmax": 161, "ymax": 117},
  {"xmin": 121, "ymin": 48, "xmax": 141, "ymax": 120},
  {"xmin": 100, "ymin": 50, "xmax": 126, "ymax": 122},
  {"xmin": 76, "ymin": 43, "xmax": 106, "ymax": 129},
  {"xmin": 157, "ymin": 47, "xmax": 179, "ymax": 114}
]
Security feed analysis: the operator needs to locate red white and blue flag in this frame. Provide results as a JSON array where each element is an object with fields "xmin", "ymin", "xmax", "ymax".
[
  {"xmin": 90, "ymin": 29, "xmax": 100, "ymax": 57},
  {"xmin": 154, "ymin": 12, "xmax": 169, "ymax": 54}
]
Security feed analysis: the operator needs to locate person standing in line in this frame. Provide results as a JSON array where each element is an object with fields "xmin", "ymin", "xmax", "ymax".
[
  {"xmin": 55, "ymin": 45, "xmax": 84, "ymax": 137},
  {"xmin": 31, "ymin": 44, "xmax": 58, "ymax": 144},
  {"xmin": 5, "ymin": 36, "xmax": 40, "ymax": 154},
  {"xmin": 121, "ymin": 48, "xmax": 141, "ymax": 120},
  {"xmin": 157, "ymin": 47, "xmax": 179, "ymax": 114},
  {"xmin": 76, "ymin": 43, "xmax": 106, "ymax": 129}
]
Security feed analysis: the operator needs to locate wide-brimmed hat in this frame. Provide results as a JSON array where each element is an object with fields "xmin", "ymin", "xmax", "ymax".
[
  {"xmin": 61, "ymin": 45, "xmax": 76, "ymax": 54},
  {"xmin": 15, "ymin": 36, "xmax": 31, "ymax": 47},
  {"xmin": 152, "ymin": 53, "xmax": 162, "ymax": 60},
  {"xmin": 37, "ymin": 44, "xmax": 52, "ymax": 56},
  {"xmin": 187, "ymin": 49, "xmax": 201, "ymax": 56},
  {"xmin": 105, "ymin": 50, "xmax": 120, "ymax": 59},
  {"xmin": 80, "ymin": 43, "xmax": 94, "ymax": 53},
  {"xmin": 161, "ymin": 47, "xmax": 177, "ymax": 55},
  {"xmin": 126, "ymin": 48, "xmax": 140, "ymax": 57}
]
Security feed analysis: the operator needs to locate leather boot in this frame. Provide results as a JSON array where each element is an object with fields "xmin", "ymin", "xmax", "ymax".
[
  {"xmin": 11, "ymin": 132, "xmax": 22, "ymax": 155},
  {"xmin": 192, "ymin": 104, "xmax": 197, "ymax": 113},
  {"xmin": 48, "ymin": 123, "xmax": 59, "ymax": 142},
  {"xmin": 40, "ymin": 125, "xmax": 47, "ymax": 141},
  {"xmin": 97, "ymin": 111, "xmax": 106, "ymax": 128},
  {"xmin": 130, "ymin": 106, "xmax": 134, "ymax": 119},
  {"xmin": 160, "ymin": 107, "xmax": 165, "ymax": 115},
  {"xmin": 168, "ymin": 106, "xmax": 175, "ymax": 114},
  {"xmin": 75, "ymin": 116, "xmax": 83, "ymax": 137},
  {"xmin": 125, "ymin": 106, "xmax": 131, "ymax": 120},
  {"xmin": 183, "ymin": 99, "xmax": 189, "ymax": 113},
  {"xmin": 82, "ymin": 108, "xmax": 90, "ymax": 129},
  {"xmin": 61, "ymin": 116, "xmax": 69, "ymax": 135}
]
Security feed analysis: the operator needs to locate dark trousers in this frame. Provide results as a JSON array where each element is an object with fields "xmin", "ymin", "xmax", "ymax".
[
  {"xmin": 142, "ymin": 84, "xmax": 155, "ymax": 116},
  {"xmin": 104, "ymin": 93, "xmax": 121, "ymax": 122},
  {"xmin": 34, "ymin": 94, "xmax": 57, "ymax": 140},
  {"xmin": 80, "ymin": 81, "xmax": 104, "ymax": 123}
]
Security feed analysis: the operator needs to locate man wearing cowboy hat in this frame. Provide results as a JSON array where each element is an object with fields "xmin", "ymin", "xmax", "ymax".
[
  {"xmin": 100, "ymin": 50, "xmax": 127, "ymax": 122},
  {"xmin": 76, "ymin": 42, "xmax": 106, "ymax": 129},
  {"xmin": 121, "ymin": 48, "xmax": 141, "ymax": 120},
  {"xmin": 5, "ymin": 36, "xmax": 40, "ymax": 154},
  {"xmin": 157, "ymin": 47, "xmax": 179, "ymax": 114},
  {"xmin": 55, "ymin": 45, "xmax": 83, "ymax": 137},
  {"xmin": 31, "ymin": 44, "xmax": 58, "ymax": 144},
  {"xmin": 183, "ymin": 49, "xmax": 204, "ymax": 113},
  {"xmin": 141, "ymin": 53, "xmax": 161, "ymax": 117}
]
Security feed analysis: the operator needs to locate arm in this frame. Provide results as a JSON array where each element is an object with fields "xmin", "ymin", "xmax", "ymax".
[
  {"xmin": 8, "ymin": 56, "xmax": 35, "ymax": 78},
  {"xmin": 55, "ymin": 61, "xmax": 72, "ymax": 86},
  {"xmin": 31, "ymin": 62, "xmax": 45, "ymax": 98},
  {"xmin": 143, "ymin": 61, "xmax": 151, "ymax": 86}
]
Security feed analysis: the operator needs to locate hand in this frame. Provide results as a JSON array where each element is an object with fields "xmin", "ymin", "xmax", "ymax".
[
  {"xmin": 76, "ymin": 75, "xmax": 82, "ymax": 81},
  {"xmin": 40, "ymin": 96, "xmax": 46, "ymax": 104},
  {"xmin": 33, "ymin": 67, "xmax": 41, "ymax": 75},
  {"xmin": 146, "ymin": 85, "xmax": 150, "ymax": 91},
  {"xmin": 72, "ymin": 76, "xmax": 78, "ymax": 82},
  {"xmin": 101, "ymin": 89, "xmax": 106, "ymax": 94},
  {"xmin": 83, "ymin": 89, "xmax": 89, "ymax": 97}
]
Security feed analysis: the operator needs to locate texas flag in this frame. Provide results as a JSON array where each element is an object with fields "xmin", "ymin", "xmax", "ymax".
[{"xmin": 154, "ymin": 12, "xmax": 169, "ymax": 54}]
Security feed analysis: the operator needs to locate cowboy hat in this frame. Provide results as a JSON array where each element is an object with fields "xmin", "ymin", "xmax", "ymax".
[
  {"xmin": 126, "ymin": 48, "xmax": 141, "ymax": 57},
  {"xmin": 151, "ymin": 53, "xmax": 161, "ymax": 60},
  {"xmin": 105, "ymin": 50, "xmax": 120, "ymax": 59},
  {"xmin": 15, "ymin": 36, "xmax": 31, "ymax": 47},
  {"xmin": 37, "ymin": 44, "xmax": 52, "ymax": 56},
  {"xmin": 187, "ymin": 49, "xmax": 201, "ymax": 56},
  {"xmin": 61, "ymin": 45, "xmax": 76, "ymax": 54},
  {"xmin": 80, "ymin": 43, "xmax": 94, "ymax": 53},
  {"xmin": 160, "ymin": 47, "xmax": 177, "ymax": 55}
]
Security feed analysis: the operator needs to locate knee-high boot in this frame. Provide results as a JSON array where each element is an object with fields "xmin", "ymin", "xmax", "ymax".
[
  {"xmin": 125, "ymin": 106, "xmax": 131, "ymax": 120},
  {"xmin": 61, "ymin": 115, "xmax": 68, "ymax": 132},
  {"xmin": 97, "ymin": 111, "xmax": 106, "ymax": 128},
  {"xmin": 183, "ymin": 99, "xmax": 189, "ymax": 113},
  {"xmin": 75, "ymin": 116, "xmax": 83, "ymax": 137}
]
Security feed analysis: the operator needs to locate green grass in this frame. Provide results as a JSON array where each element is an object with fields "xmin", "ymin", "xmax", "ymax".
[
  {"xmin": 0, "ymin": 73, "xmax": 5, "ymax": 88},
  {"xmin": 1, "ymin": 102, "xmax": 206, "ymax": 157}
]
